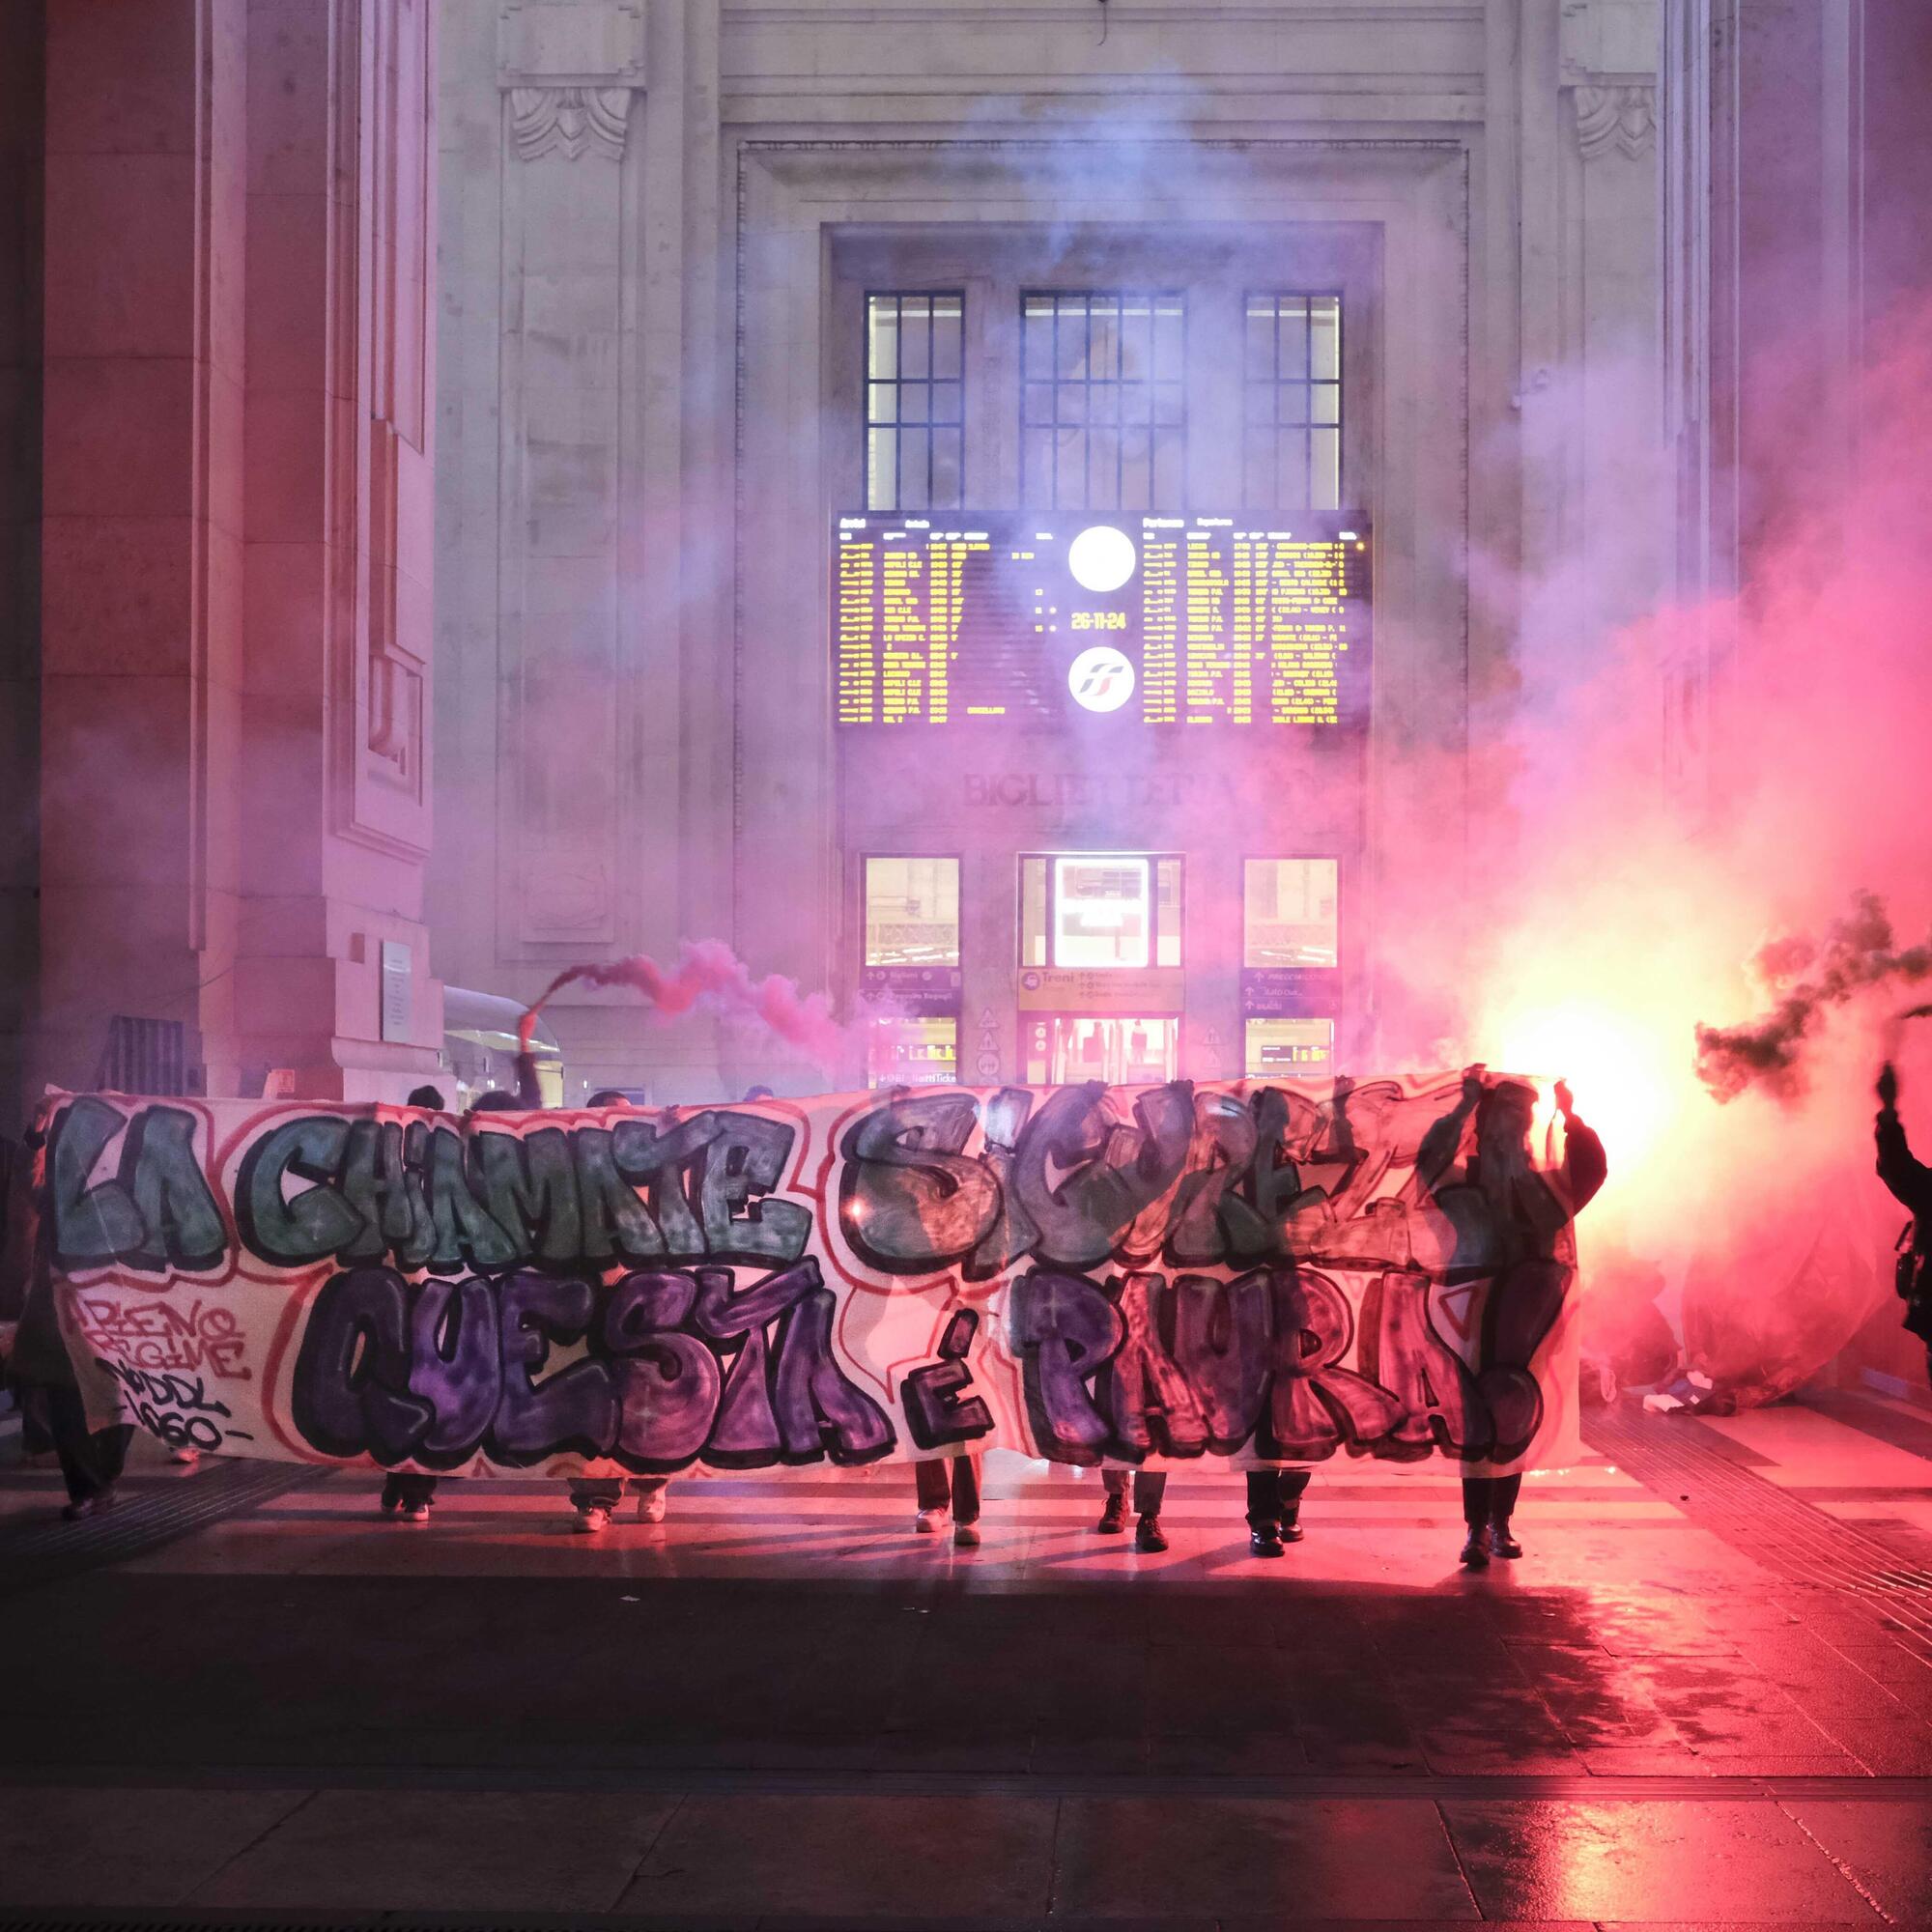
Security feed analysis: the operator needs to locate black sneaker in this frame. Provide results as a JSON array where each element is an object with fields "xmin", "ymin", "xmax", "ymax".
[
  {"xmin": 1095, "ymin": 1491, "xmax": 1127, "ymax": 1534},
  {"xmin": 1134, "ymin": 1514, "xmax": 1168, "ymax": 1553},
  {"xmin": 61, "ymin": 1491, "xmax": 116, "ymax": 1523},
  {"xmin": 1249, "ymin": 1525, "xmax": 1286, "ymax": 1558}
]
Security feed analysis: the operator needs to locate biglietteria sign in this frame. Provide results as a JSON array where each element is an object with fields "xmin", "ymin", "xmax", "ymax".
[{"xmin": 40, "ymin": 1075, "xmax": 1582, "ymax": 1477}]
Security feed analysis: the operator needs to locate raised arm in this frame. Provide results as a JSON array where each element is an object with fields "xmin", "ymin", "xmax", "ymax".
[
  {"xmin": 1553, "ymin": 1080, "xmax": 1607, "ymax": 1213},
  {"xmin": 1876, "ymin": 1065, "xmax": 1932, "ymax": 1211},
  {"xmin": 513, "ymin": 1049, "xmax": 544, "ymax": 1112},
  {"xmin": 1416, "ymin": 1065, "xmax": 1486, "ymax": 1195}
]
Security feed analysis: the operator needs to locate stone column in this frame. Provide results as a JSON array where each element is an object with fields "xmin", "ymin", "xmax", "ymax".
[
  {"xmin": 492, "ymin": 3, "xmax": 645, "ymax": 968},
  {"xmin": 1556, "ymin": 0, "xmax": 1667, "ymax": 643},
  {"xmin": 0, "ymin": 2, "xmax": 44, "ymax": 1134},
  {"xmin": 36, "ymin": 0, "xmax": 442, "ymax": 1104}
]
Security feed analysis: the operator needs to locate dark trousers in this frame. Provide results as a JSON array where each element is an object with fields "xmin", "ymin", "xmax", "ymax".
[
  {"xmin": 382, "ymin": 1472, "xmax": 439, "ymax": 1508},
  {"xmin": 569, "ymin": 1476, "xmax": 669, "ymax": 1509},
  {"xmin": 46, "ymin": 1383, "xmax": 132, "ymax": 1505},
  {"xmin": 1102, "ymin": 1467, "xmax": 1166, "ymax": 1514},
  {"xmin": 1245, "ymin": 1468, "xmax": 1310, "ymax": 1531},
  {"xmin": 16, "ymin": 1386, "xmax": 54, "ymax": 1458},
  {"xmin": 1462, "ymin": 1473, "xmax": 1523, "ymax": 1526},
  {"xmin": 915, "ymin": 1454, "xmax": 981, "ymax": 1525}
]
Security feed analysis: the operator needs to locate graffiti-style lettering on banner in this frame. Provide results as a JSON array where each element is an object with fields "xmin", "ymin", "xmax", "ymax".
[{"xmin": 43, "ymin": 1076, "xmax": 1586, "ymax": 1476}]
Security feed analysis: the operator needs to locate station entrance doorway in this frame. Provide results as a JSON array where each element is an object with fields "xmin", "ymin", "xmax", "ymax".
[{"xmin": 1023, "ymin": 1013, "xmax": 1179, "ymax": 1087}]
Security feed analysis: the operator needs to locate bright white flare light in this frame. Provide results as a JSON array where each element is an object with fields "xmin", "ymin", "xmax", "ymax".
[
  {"xmin": 1497, "ymin": 1001, "xmax": 1676, "ymax": 1178},
  {"xmin": 1067, "ymin": 524, "xmax": 1136, "ymax": 593}
]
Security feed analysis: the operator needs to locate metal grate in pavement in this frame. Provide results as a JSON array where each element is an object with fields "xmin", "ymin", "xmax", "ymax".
[
  {"xmin": 0, "ymin": 1460, "xmax": 327, "ymax": 1598},
  {"xmin": 1583, "ymin": 1402, "xmax": 1932, "ymax": 1644}
]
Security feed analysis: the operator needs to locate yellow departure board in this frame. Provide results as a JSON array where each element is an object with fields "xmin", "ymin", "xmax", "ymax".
[{"xmin": 833, "ymin": 513, "xmax": 1369, "ymax": 729}]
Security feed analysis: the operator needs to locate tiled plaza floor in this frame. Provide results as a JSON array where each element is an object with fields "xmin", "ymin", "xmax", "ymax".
[{"xmin": 5, "ymin": 1391, "xmax": 1932, "ymax": 1926}]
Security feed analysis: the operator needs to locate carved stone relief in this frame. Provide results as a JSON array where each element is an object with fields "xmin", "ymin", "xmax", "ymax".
[
  {"xmin": 510, "ymin": 85, "xmax": 630, "ymax": 162},
  {"xmin": 1575, "ymin": 83, "xmax": 1657, "ymax": 161}
]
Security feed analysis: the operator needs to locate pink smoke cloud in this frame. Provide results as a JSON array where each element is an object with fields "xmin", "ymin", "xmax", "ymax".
[{"xmin": 521, "ymin": 941, "xmax": 845, "ymax": 1070}]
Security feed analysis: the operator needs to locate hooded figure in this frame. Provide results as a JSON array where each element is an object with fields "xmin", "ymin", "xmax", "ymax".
[
  {"xmin": 1416, "ymin": 1068, "xmax": 1606, "ymax": 1567},
  {"xmin": 1875, "ymin": 1062, "xmax": 1932, "ymax": 1368}
]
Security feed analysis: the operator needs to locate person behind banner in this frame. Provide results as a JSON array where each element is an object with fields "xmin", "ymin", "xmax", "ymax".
[
  {"xmin": 1096, "ymin": 1464, "xmax": 1168, "ymax": 1552},
  {"xmin": 1416, "ymin": 1067, "xmax": 1606, "ymax": 1568},
  {"xmin": 1876, "ymin": 1062, "xmax": 1932, "ymax": 1383},
  {"xmin": 375, "ymin": 1083, "xmax": 457, "ymax": 1524},
  {"xmin": 562, "ymin": 1087, "xmax": 679, "ymax": 1535},
  {"xmin": 1242, "ymin": 1465, "xmax": 1312, "ymax": 1558},
  {"xmin": 914, "ymin": 1450, "xmax": 982, "ymax": 1548},
  {"xmin": 1, "ymin": 1120, "xmax": 135, "ymax": 1521}
]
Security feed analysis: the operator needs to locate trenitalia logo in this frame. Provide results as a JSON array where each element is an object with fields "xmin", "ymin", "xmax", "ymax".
[{"xmin": 1067, "ymin": 645, "xmax": 1135, "ymax": 714}]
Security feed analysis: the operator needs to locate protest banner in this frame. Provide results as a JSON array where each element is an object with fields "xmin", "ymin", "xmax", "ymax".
[{"xmin": 39, "ymin": 1075, "xmax": 1584, "ymax": 1477}]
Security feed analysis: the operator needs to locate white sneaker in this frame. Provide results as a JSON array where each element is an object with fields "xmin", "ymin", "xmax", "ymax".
[
  {"xmin": 914, "ymin": 1507, "xmax": 948, "ymax": 1535},
  {"xmin": 952, "ymin": 1521, "xmax": 981, "ymax": 1548},
  {"xmin": 169, "ymin": 1447, "xmax": 200, "ymax": 1466},
  {"xmin": 637, "ymin": 1489, "xmax": 667, "ymax": 1524},
  {"xmin": 574, "ymin": 1504, "xmax": 611, "ymax": 1534},
  {"xmin": 399, "ymin": 1502, "xmax": 431, "ymax": 1524}
]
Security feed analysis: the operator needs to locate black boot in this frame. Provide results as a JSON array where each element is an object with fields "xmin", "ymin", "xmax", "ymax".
[
  {"xmin": 1250, "ymin": 1524, "xmax": 1286, "ymax": 1558},
  {"xmin": 1489, "ymin": 1517, "xmax": 1522, "ymax": 1559},
  {"xmin": 1135, "ymin": 1514, "xmax": 1168, "ymax": 1553},
  {"xmin": 1459, "ymin": 1523, "xmax": 1491, "ymax": 1568},
  {"xmin": 1096, "ymin": 1491, "xmax": 1127, "ymax": 1534}
]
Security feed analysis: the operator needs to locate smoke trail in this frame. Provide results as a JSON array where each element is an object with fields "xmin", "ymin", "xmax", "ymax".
[
  {"xmin": 1692, "ymin": 892, "xmax": 1932, "ymax": 1102},
  {"xmin": 519, "ymin": 940, "xmax": 844, "ymax": 1070}
]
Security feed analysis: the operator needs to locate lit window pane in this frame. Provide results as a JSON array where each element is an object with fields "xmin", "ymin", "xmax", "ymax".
[
  {"xmin": 866, "ymin": 856, "xmax": 959, "ymax": 966},
  {"xmin": 1020, "ymin": 856, "xmax": 1049, "ymax": 967},
  {"xmin": 867, "ymin": 303, "xmax": 899, "ymax": 381},
  {"xmin": 1020, "ymin": 291, "xmax": 1186, "ymax": 512},
  {"xmin": 868, "ymin": 1016, "xmax": 958, "ymax": 1089},
  {"xmin": 1245, "ymin": 1017, "xmax": 1335, "ymax": 1079},
  {"xmin": 898, "ymin": 428, "xmax": 929, "ymax": 506},
  {"xmin": 1311, "ymin": 301, "xmax": 1341, "ymax": 381},
  {"xmin": 930, "ymin": 296, "xmax": 962, "ymax": 378},
  {"xmin": 900, "ymin": 300, "xmax": 930, "ymax": 378},
  {"xmin": 1053, "ymin": 855, "xmax": 1151, "ymax": 969},
  {"xmin": 865, "ymin": 294, "xmax": 965, "ymax": 511},
  {"xmin": 1156, "ymin": 858, "xmax": 1182, "ymax": 967},
  {"xmin": 1278, "ymin": 304, "xmax": 1310, "ymax": 378},
  {"xmin": 1242, "ymin": 293, "xmax": 1342, "ymax": 511},
  {"xmin": 931, "ymin": 428, "xmax": 962, "ymax": 506},
  {"xmin": 1243, "ymin": 859, "xmax": 1338, "ymax": 968},
  {"xmin": 1312, "ymin": 427, "xmax": 1340, "ymax": 510},
  {"xmin": 867, "ymin": 429, "xmax": 897, "ymax": 510}
]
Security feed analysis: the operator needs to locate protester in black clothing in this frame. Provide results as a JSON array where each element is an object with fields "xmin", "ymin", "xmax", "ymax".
[
  {"xmin": 0, "ymin": 1120, "xmax": 135, "ymax": 1520},
  {"xmin": 378, "ymin": 1080, "xmax": 481, "ymax": 1521},
  {"xmin": 1876, "ymin": 1062, "xmax": 1932, "ymax": 1381},
  {"xmin": 1418, "ymin": 1067, "xmax": 1607, "ymax": 1568},
  {"xmin": 1244, "ymin": 1467, "xmax": 1311, "ymax": 1558}
]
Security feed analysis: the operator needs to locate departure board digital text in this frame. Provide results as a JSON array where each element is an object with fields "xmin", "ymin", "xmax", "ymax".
[{"xmin": 833, "ymin": 513, "xmax": 1370, "ymax": 730}]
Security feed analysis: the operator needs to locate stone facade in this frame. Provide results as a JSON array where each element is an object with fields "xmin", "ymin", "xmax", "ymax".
[
  {"xmin": 18, "ymin": 0, "xmax": 443, "ymax": 1118},
  {"xmin": 431, "ymin": 0, "xmax": 1670, "ymax": 1101}
]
